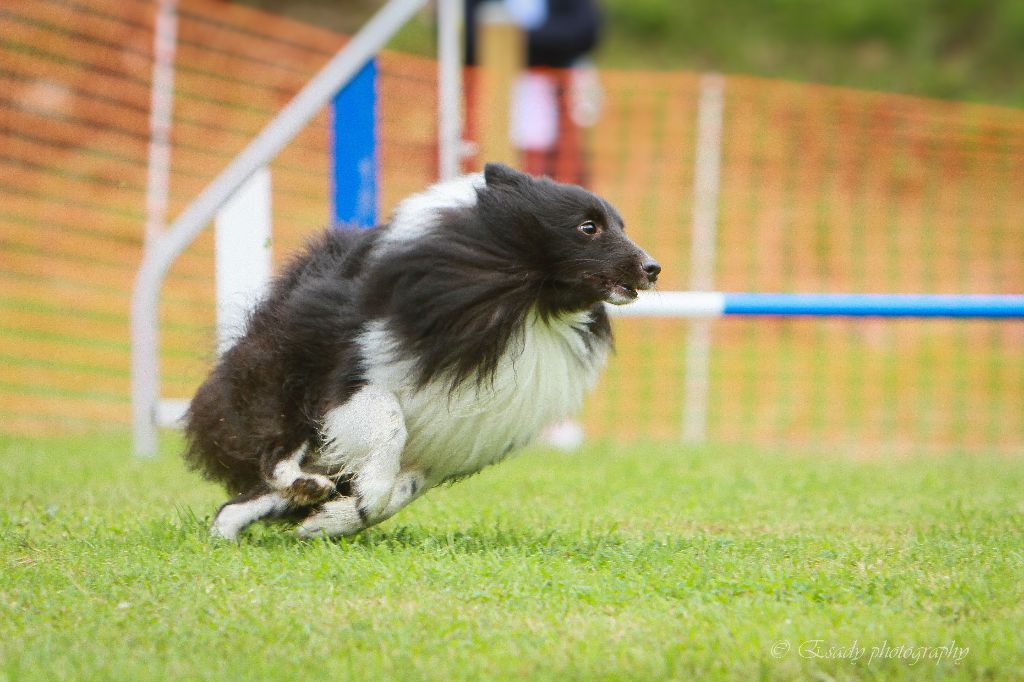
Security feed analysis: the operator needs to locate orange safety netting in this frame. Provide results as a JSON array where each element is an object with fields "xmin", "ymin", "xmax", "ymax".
[{"xmin": 1, "ymin": 0, "xmax": 1021, "ymax": 453}]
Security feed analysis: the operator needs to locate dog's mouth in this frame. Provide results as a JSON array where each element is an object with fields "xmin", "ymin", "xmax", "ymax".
[
  {"xmin": 579, "ymin": 273, "xmax": 653, "ymax": 306},
  {"xmin": 604, "ymin": 282, "xmax": 639, "ymax": 305},
  {"xmin": 602, "ymin": 275, "xmax": 656, "ymax": 305}
]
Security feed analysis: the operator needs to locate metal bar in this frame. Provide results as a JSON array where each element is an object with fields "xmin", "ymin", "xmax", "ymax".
[
  {"xmin": 133, "ymin": 0, "xmax": 178, "ymax": 458},
  {"xmin": 687, "ymin": 75, "xmax": 725, "ymax": 293},
  {"xmin": 131, "ymin": 0, "xmax": 428, "ymax": 456},
  {"xmin": 722, "ymin": 293, "xmax": 1024, "ymax": 318},
  {"xmin": 607, "ymin": 292, "xmax": 1024, "ymax": 319},
  {"xmin": 681, "ymin": 74, "xmax": 724, "ymax": 444},
  {"xmin": 143, "ymin": 0, "xmax": 177, "ymax": 246},
  {"xmin": 608, "ymin": 292, "xmax": 726, "ymax": 319},
  {"xmin": 331, "ymin": 60, "xmax": 379, "ymax": 227},
  {"xmin": 437, "ymin": 0, "xmax": 464, "ymax": 180}
]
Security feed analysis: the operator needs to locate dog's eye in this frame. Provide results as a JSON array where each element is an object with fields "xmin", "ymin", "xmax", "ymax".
[{"xmin": 577, "ymin": 221, "xmax": 599, "ymax": 236}]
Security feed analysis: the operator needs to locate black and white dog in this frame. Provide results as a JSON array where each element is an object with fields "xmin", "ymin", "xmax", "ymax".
[{"xmin": 185, "ymin": 163, "xmax": 660, "ymax": 540}]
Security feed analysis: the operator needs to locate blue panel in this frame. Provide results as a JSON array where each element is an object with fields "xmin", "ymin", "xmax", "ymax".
[
  {"xmin": 722, "ymin": 293, "xmax": 1024, "ymax": 319},
  {"xmin": 330, "ymin": 59, "xmax": 378, "ymax": 228}
]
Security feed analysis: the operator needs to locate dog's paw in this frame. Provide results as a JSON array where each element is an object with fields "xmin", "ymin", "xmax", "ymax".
[
  {"xmin": 209, "ymin": 522, "xmax": 239, "ymax": 541},
  {"xmin": 295, "ymin": 499, "xmax": 363, "ymax": 539},
  {"xmin": 295, "ymin": 517, "xmax": 327, "ymax": 540},
  {"xmin": 284, "ymin": 474, "xmax": 335, "ymax": 505},
  {"xmin": 210, "ymin": 506, "xmax": 247, "ymax": 541}
]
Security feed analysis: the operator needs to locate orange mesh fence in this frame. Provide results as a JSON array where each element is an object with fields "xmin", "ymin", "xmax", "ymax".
[
  {"xmin": 0, "ymin": 0, "xmax": 436, "ymax": 434},
  {"xmin": 579, "ymin": 75, "xmax": 1024, "ymax": 453},
  {"xmin": 1, "ymin": 0, "xmax": 1021, "ymax": 453}
]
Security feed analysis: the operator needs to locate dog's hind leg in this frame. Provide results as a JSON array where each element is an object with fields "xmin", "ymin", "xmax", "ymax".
[
  {"xmin": 296, "ymin": 386, "xmax": 409, "ymax": 538},
  {"xmin": 210, "ymin": 489, "xmax": 293, "ymax": 540},
  {"xmin": 263, "ymin": 444, "xmax": 335, "ymax": 506}
]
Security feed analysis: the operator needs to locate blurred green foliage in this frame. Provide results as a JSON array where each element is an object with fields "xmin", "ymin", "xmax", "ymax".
[
  {"xmin": 238, "ymin": 0, "xmax": 1024, "ymax": 107},
  {"xmin": 598, "ymin": 0, "xmax": 1024, "ymax": 107}
]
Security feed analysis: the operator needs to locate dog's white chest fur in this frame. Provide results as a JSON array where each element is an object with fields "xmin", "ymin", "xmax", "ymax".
[{"xmin": 357, "ymin": 311, "xmax": 607, "ymax": 481}]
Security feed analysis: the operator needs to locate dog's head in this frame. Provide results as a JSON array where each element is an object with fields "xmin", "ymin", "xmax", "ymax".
[{"xmin": 478, "ymin": 163, "xmax": 660, "ymax": 311}]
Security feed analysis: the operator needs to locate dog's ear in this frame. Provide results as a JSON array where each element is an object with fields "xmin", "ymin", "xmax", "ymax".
[{"xmin": 484, "ymin": 163, "xmax": 530, "ymax": 189}]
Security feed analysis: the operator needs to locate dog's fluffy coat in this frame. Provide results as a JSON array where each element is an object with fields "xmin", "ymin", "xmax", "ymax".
[{"xmin": 185, "ymin": 164, "xmax": 659, "ymax": 539}]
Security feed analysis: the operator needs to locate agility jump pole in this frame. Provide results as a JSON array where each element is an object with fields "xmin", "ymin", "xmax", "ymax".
[{"xmin": 608, "ymin": 292, "xmax": 1024, "ymax": 319}]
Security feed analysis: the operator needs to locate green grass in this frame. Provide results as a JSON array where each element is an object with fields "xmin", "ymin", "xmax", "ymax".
[{"xmin": 1, "ymin": 434, "xmax": 1022, "ymax": 680}]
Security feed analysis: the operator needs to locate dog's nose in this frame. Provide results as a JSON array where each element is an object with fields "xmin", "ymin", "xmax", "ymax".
[{"xmin": 642, "ymin": 258, "xmax": 661, "ymax": 282}]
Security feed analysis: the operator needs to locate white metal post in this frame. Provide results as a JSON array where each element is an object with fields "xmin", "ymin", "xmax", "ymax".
[
  {"xmin": 144, "ymin": 0, "xmax": 177, "ymax": 245},
  {"xmin": 437, "ymin": 0, "xmax": 464, "ymax": 180},
  {"xmin": 134, "ymin": 0, "xmax": 178, "ymax": 457},
  {"xmin": 681, "ymin": 74, "xmax": 725, "ymax": 444},
  {"xmin": 215, "ymin": 167, "xmax": 273, "ymax": 355}
]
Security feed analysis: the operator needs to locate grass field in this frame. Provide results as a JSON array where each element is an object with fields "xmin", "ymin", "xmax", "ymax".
[{"xmin": 1, "ymin": 434, "xmax": 1022, "ymax": 680}]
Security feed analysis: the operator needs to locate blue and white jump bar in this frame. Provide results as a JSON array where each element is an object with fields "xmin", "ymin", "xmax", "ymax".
[{"xmin": 609, "ymin": 292, "xmax": 1024, "ymax": 319}]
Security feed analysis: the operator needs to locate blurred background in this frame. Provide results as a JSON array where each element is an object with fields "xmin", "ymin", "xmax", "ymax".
[
  {"xmin": 0, "ymin": 0, "xmax": 1021, "ymax": 454},
  {"xmin": 239, "ymin": 0, "xmax": 1024, "ymax": 107}
]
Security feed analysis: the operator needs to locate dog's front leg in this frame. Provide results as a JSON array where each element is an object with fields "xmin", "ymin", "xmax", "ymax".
[
  {"xmin": 297, "ymin": 386, "xmax": 407, "ymax": 538},
  {"xmin": 296, "ymin": 469, "xmax": 428, "ymax": 539},
  {"xmin": 211, "ymin": 489, "xmax": 292, "ymax": 540}
]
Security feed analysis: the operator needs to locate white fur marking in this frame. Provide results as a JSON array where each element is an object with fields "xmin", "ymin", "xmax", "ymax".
[
  {"xmin": 315, "ymin": 385, "xmax": 407, "ymax": 517},
  {"xmin": 270, "ymin": 445, "xmax": 307, "ymax": 487},
  {"xmin": 316, "ymin": 387, "xmax": 405, "ymax": 475},
  {"xmin": 605, "ymin": 288, "xmax": 638, "ymax": 305},
  {"xmin": 384, "ymin": 470, "xmax": 428, "ymax": 516},
  {"xmin": 357, "ymin": 310, "xmax": 607, "ymax": 482},
  {"xmin": 379, "ymin": 173, "xmax": 484, "ymax": 247}
]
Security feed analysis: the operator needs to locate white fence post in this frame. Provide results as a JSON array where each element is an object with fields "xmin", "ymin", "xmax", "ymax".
[
  {"xmin": 215, "ymin": 167, "xmax": 273, "ymax": 355},
  {"xmin": 437, "ymin": 0, "xmax": 464, "ymax": 180},
  {"xmin": 133, "ymin": 0, "xmax": 178, "ymax": 457},
  {"xmin": 682, "ymin": 74, "xmax": 724, "ymax": 444}
]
